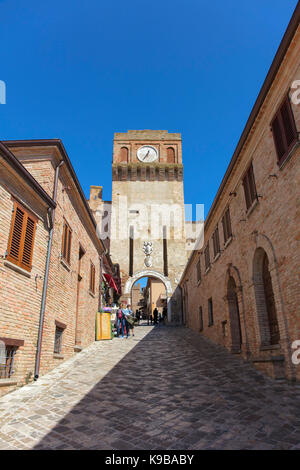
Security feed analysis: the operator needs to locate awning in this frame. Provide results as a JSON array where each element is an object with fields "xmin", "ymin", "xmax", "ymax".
[{"xmin": 103, "ymin": 273, "xmax": 119, "ymax": 294}]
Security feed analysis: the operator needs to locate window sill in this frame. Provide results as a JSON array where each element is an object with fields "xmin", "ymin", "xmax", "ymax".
[
  {"xmin": 224, "ymin": 236, "xmax": 233, "ymax": 250},
  {"xmin": 89, "ymin": 290, "xmax": 96, "ymax": 298},
  {"xmin": 278, "ymin": 140, "xmax": 299, "ymax": 170},
  {"xmin": 252, "ymin": 355, "xmax": 285, "ymax": 363},
  {"xmin": 246, "ymin": 198, "xmax": 259, "ymax": 219},
  {"xmin": 4, "ymin": 260, "xmax": 31, "ymax": 278},
  {"xmin": 60, "ymin": 258, "xmax": 70, "ymax": 271},
  {"xmin": 53, "ymin": 353, "xmax": 64, "ymax": 359},
  {"xmin": 213, "ymin": 252, "xmax": 221, "ymax": 263},
  {"xmin": 260, "ymin": 343, "xmax": 281, "ymax": 352},
  {"xmin": 0, "ymin": 378, "xmax": 18, "ymax": 387},
  {"xmin": 205, "ymin": 266, "xmax": 211, "ymax": 275}
]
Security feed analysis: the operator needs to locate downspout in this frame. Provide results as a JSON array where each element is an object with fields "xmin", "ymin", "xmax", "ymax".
[{"xmin": 34, "ymin": 160, "xmax": 64, "ymax": 380}]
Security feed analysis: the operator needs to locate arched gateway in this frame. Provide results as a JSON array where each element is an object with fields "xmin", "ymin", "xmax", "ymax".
[{"xmin": 124, "ymin": 270, "xmax": 173, "ymax": 322}]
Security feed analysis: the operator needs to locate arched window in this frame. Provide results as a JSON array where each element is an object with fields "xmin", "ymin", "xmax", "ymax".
[
  {"xmin": 253, "ymin": 248, "xmax": 280, "ymax": 346},
  {"xmin": 120, "ymin": 147, "xmax": 128, "ymax": 162},
  {"xmin": 166, "ymin": 147, "xmax": 175, "ymax": 163}
]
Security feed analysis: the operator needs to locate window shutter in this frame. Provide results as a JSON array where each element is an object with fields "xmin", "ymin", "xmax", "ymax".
[
  {"xmin": 67, "ymin": 229, "xmax": 72, "ymax": 264},
  {"xmin": 248, "ymin": 164, "xmax": 257, "ymax": 202},
  {"xmin": 226, "ymin": 208, "xmax": 232, "ymax": 239},
  {"xmin": 7, "ymin": 203, "xmax": 37, "ymax": 272},
  {"xmin": 7, "ymin": 206, "xmax": 25, "ymax": 264},
  {"xmin": 21, "ymin": 216, "xmax": 35, "ymax": 269},
  {"xmin": 243, "ymin": 172, "xmax": 251, "ymax": 210},
  {"xmin": 281, "ymin": 98, "xmax": 297, "ymax": 148},
  {"xmin": 272, "ymin": 114, "xmax": 286, "ymax": 161},
  {"xmin": 271, "ymin": 95, "xmax": 298, "ymax": 165}
]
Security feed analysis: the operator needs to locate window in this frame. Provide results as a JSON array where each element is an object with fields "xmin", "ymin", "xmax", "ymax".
[
  {"xmin": 199, "ymin": 306, "xmax": 203, "ymax": 332},
  {"xmin": 212, "ymin": 226, "xmax": 220, "ymax": 258},
  {"xmin": 166, "ymin": 147, "xmax": 175, "ymax": 163},
  {"xmin": 208, "ymin": 298, "xmax": 214, "ymax": 326},
  {"xmin": 243, "ymin": 163, "xmax": 257, "ymax": 211},
  {"xmin": 90, "ymin": 262, "xmax": 95, "ymax": 294},
  {"xmin": 222, "ymin": 207, "xmax": 232, "ymax": 244},
  {"xmin": 7, "ymin": 201, "xmax": 37, "ymax": 272},
  {"xmin": 271, "ymin": 94, "xmax": 298, "ymax": 166},
  {"xmin": 54, "ymin": 326, "xmax": 64, "ymax": 354},
  {"xmin": 0, "ymin": 345, "xmax": 16, "ymax": 379},
  {"xmin": 204, "ymin": 243, "xmax": 210, "ymax": 271},
  {"xmin": 120, "ymin": 147, "xmax": 129, "ymax": 162},
  {"xmin": 61, "ymin": 220, "xmax": 72, "ymax": 265},
  {"xmin": 196, "ymin": 258, "xmax": 201, "ymax": 283}
]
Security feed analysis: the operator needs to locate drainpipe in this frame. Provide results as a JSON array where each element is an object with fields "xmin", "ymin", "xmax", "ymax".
[{"xmin": 34, "ymin": 161, "xmax": 64, "ymax": 380}]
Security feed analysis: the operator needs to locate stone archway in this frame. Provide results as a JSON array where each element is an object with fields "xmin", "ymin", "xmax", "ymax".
[{"xmin": 124, "ymin": 270, "xmax": 173, "ymax": 322}]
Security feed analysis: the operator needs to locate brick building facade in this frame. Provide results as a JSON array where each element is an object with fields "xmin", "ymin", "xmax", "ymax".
[
  {"xmin": 0, "ymin": 139, "xmax": 115, "ymax": 396},
  {"xmin": 179, "ymin": 7, "xmax": 300, "ymax": 381}
]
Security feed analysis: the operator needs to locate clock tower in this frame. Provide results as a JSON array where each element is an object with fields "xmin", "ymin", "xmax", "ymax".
[{"xmin": 109, "ymin": 130, "xmax": 187, "ymax": 323}]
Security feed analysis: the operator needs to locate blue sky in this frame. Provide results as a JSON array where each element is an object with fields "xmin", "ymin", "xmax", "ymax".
[{"xmin": 0, "ymin": 0, "xmax": 298, "ymax": 220}]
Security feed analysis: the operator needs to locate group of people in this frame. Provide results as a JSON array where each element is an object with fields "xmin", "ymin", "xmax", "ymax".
[
  {"xmin": 114, "ymin": 303, "xmax": 168, "ymax": 338},
  {"xmin": 114, "ymin": 303, "xmax": 135, "ymax": 339},
  {"xmin": 148, "ymin": 307, "xmax": 167, "ymax": 326}
]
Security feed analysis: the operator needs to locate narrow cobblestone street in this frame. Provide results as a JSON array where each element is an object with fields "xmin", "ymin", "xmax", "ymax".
[{"xmin": 1, "ymin": 323, "xmax": 300, "ymax": 450}]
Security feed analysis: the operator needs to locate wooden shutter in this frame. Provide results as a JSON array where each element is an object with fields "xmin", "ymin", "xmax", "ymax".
[
  {"xmin": 205, "ymin": 243, "xmax": 210, "ymax": 270},
  {"xmin": 243, "ymin": 163, "xmax": 257, "ymax": 210},
  {"xmin": 213, "ymin": 226, "xmax": 220, "ymax": 257},
  {"xmin": 7, "ymin": 202, "xmax": 37, "ymax": 272},
  {"xmin": 61, "ymin": 221, "xmax": 72, "ymax": 265},
  {"xmin": 225, "ymin": 208, "xmax": 232, "ymax": 239},
  {"xmin": 90, "ymin": 262, "xmax": 95, "ymax": 294},
  {"xmin": 271, "ymin": 95, "xmax": 298, "ymax": 165},
  {"xmin": 196, "ymin": 259, "xmax": 201, "ymax": 282}
]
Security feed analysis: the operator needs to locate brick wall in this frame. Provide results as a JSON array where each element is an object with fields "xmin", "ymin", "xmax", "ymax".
[
  {"xmin": 180, "ymin": 26, "xmax": 300, "ymax": 381},
  {"xmin": 0, "ymin": 159, "xmax": 50, "ymax": 396}
]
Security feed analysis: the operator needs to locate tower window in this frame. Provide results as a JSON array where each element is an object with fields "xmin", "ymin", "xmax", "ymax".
[
  {"xmin": 120, "ymin": 147, "xmax": 129, "ymax": 162},
  {"xmin": 166, "ymin": 147, "xmax": 175, "ymax": 163}
]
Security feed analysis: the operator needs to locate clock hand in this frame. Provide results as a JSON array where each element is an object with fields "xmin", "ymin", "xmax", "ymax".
[{"xmin": 143, "ymin": 150, "xmax": 150, "ymax": 161}]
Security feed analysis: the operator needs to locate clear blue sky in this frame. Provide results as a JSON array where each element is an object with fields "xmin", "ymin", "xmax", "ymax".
[{"xmin": 0, "ymin": 0, "xmax": 298, "ymax": 219}]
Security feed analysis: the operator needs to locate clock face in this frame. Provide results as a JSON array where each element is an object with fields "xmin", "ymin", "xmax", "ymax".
[{"xmin": 137, "ymin": 145, "xmax": 158, "ymax": 163}]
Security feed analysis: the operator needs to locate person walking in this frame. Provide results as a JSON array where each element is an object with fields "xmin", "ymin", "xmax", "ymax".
[
  {"xmin": 127, "ymin": 304, "xmax": 135, "ymax": 337},
  {"xmin": 121, "ymin": 303, "xmax": 131, "ymax": 338},
  {"xmin": 153, "ymin": 308, "xmax": 158, "ymax": 325},
  {"xmin": 115, "ymin": 306, "xmax": 123, "ymax": 337},
  {"xmin": 162, "ymin": 306, "xmax": 167, "ymax": 325}
]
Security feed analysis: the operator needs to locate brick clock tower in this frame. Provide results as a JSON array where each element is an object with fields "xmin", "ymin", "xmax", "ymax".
[{"xmin": 109, "ymin": 130, "xmax": 187, "ymax": 323}]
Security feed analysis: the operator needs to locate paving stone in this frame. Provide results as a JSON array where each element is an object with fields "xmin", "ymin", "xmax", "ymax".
[{"xmin": 0, "ymin": 323, "xmax": 300, "ymax": 449}]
